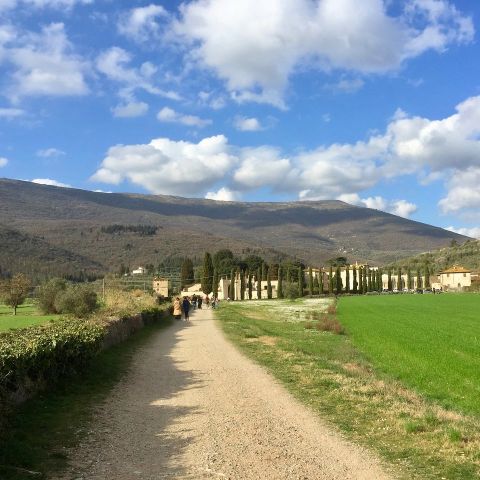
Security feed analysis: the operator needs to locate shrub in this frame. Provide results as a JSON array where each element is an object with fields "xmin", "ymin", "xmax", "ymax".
[
  {"xmin": 55, "ymin": 284, "xmax": 99, "ymax": 318},
  {"xmin": 283, "ymin": 282, "xmax": 299, "ymax": 300},
  {"xmin": 37, "ymin": 278, "xmax": 67, "ymax": 314},
  {"xmin": 316, "ymin": 314, "xmax": 345, "ymax": 335}
]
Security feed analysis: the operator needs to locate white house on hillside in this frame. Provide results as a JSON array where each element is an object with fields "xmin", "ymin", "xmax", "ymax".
[
  {"xmin": 439, "ymin": 265, "xmax": 472, "ymax": 290},
  {"xmin": 132, "ymin": 266, "xmax": 146, "ymax": 275}
]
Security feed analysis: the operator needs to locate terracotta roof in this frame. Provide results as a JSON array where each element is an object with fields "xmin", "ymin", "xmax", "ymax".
[{"xmin": 440, "ymin": 265, "xmax": 472, "ymax": 274}]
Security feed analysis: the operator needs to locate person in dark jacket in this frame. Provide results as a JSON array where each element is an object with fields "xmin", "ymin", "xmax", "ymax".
[
  {"xmin": 197, "ymin": 296, "xmax": 203, "ymax": 309},
  {"xmin": 182, "ymin": 297, "xmax": 191, "ymax": 321}
]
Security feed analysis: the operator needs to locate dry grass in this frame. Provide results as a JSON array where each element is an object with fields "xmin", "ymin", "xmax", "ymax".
[{"xmin": 99, "ymin": 289, "xmax": 157, "ymax": 319}]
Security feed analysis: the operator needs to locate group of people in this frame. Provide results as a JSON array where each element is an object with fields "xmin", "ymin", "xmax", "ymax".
[{"xmin": 172, "ymin": 294, "xmax": 218, "ymax": 321}]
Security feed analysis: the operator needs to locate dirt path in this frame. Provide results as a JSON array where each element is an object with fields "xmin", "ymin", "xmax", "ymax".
[{"xmin": 57, "ymin": 308, "xmax": 393, "ymax": 480}]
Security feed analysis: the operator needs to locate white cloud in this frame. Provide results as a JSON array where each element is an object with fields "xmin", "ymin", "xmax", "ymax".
[
  {"xmin": 205, "ymin": 187, "xmax": 240, "ymax": 202},
  {"xmin": 118, "ymin": 4, "xmax": 167, "ymax": 42},
  {"xmin": 7, "ymin": 23, "xmax": 89, "ymax": 100},
  {"xmin": 0, "ymin": 0, "xmax": 92, "ymax": 11},
  {"xmin": 325, "ymin": 77, "xmax": 365, "ymax": 94},
  {"xmin": 91, "ymin": 135, "xmax": 237, "ymax": 196},
  {"xmin": 36, "ymin": 147, "xmax": 65, "ymax": 157},
  {"xmin": 173, "ymin": 0, "xmax": 473, "ymax": 106},
  {"xmin": 31, "ymin": 178, "xmax": 71, "ymax": 188},
  {"xmin": 0, "ymin": 156, "xmax": 8, "ymax": 167},
  {"xmin": 338, "ymin": 194, "xmax": 418, "ymax": 218},
  {"xmin": 438, "ymin": 168, "xmax": 480, "ymax": 214},
  {"xmin": 234, "ymin": 116, "xmax": 263, "ymax": 132},
  {"xmin": 0, "ymin": 107, "xmax": 25, "ymax": 118},
  {"xmin": 96, "ymin": 47, "xmax": 180, "ymax": 112},
  {"xmin": 445, "ymin": 226, "xmax": 480, "ymax": 240},
  {"xmin": 112, "ymin": 101, "xmax": 149, "ymax": 118},
  {"xmin": 157, "ymin": 106, "xmax": 211, "ymax": 128}
]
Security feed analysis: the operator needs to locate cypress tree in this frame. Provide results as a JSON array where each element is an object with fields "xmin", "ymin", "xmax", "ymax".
[
  {"xmin": 335, "ymin": 266, "xmax": 342, "ymax": 294},
  {"xmin": 262, "ymin": 262, "xmax": 267, "ymax": 281},
  {"xmin": 368, "ymin": 268, "xmax": 372, "ymax": 292},
  {"xmin": 318, "ymin": 269, "xmax": 324, "ymax": 294},
  {"xmin": 345, "ymin": 266, "xmax": 350, "ymax": 294},
  {"xmin": 407, "ymin": 268, "xmax": 413, "ymax": 290},
  {"xmin": 328, "ymin": 266, "xmax": 333, "ymax": 294},
  {"xmin": 257, "ymin": 268, "xmax": 262, "ymax": 299},
  {"xmin": 308, "ymin": 267, "xmax": 314, "ymax": 296},
  {"xmin": 240, "ymin": 269, "xmax": 245, "ymax": 300},
  {"xmin": 358, "ymin": 267, "xmax": 363, "ymax": 293},
  {"xmin": 397, "ymin": 267, "xmax": 402, "ymax": 291},
  {"xmin": 267, "ymin": 267, "xmax": 273, "ymax": 299},
  {"xmin": 229, "ymin": 269, "xmax": 235, "ymax": 300},
  {"xmin": 424, "ymin": 264, "xmax": 431, "ymax": 288},
  {"xmin": 298, "ymin": 266, "xmax": 304, "ymax": 297},
  {"xmin": 247, "ymin": 270, "xmax": 253, "ymax": 299},
  {"xmin": 363, "ymin": 267, "xmax": 368, "ymax": 293},
  {"xmin": 286, "ymin": 266, "xmax": 291, "ymax": 283},
  {"xmin": 352, "ymin": 266, "xmax": 358, "ymax": 294},
  {"xmin": 202, "ymin": 252, "xmax": 214, "ymax": 295},
  {"xmin": 313, "ymin": 275, "xmax": 319, "ymax": 295},
  {"xmin": 277, "ymin": 265, "xmax": 284, "ymax": 299},
  {"xmin": 181, "ymin": 258, "xmax": 194, "ymax": 289},
  {"xmin": 377, "ymin": 269, "xmax": 382, "ymax": 292},
  {"xmin": 212, "ymin": 268, "xmax": 219, "ymax": 300},
  {"xmin": 387, "ymin": 268, "xmax": 392, "ymax": 291},
  {"xmin": 416, "ymin": 269, "xmax": 422, "ymax": 290}
]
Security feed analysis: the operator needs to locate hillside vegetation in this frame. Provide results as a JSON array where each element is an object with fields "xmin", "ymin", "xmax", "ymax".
[{"xmin": 0, "ymin": 179, "xmax": 468, "ymax": 277}]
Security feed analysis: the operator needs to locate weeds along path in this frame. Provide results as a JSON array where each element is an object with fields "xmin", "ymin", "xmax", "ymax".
[{"xmin": 56, "ymin": 307, "xmax": 392, "ymax": 480}]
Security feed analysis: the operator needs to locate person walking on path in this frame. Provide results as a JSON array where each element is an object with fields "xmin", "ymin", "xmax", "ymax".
[
  {"xmin": 197, "ymin": 296, "xmax": 203, "ymax": 309},
  {"xmin": 173, "ymin": 297, "xmax": 182, "ymax": 320},
  {"xmin": 205, "ymin": 295, "xmax": 210, "ymax": 309},
  {"xmin": 182, "ymin": 297, "xmax": 191, "ymax": 321}
]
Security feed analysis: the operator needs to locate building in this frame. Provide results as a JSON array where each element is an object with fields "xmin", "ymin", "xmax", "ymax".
[
  {"xmin": 152, "ymin": 277, "xmax": 169, "ymax": 297},
  {"xmin": 132, "ymin": 266, "xmax": 146, "ymax": 275},
  {"xmin": 439, "ymin": 265, "xmax": 472, "ymax": 290}
]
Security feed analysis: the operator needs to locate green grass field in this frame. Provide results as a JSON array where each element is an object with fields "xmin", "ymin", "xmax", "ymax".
[
  {"xmin": 338, "ymin": 294, "xmax": 480, "ymax": 415},
  {"xmin": 216, "ymin": 296, "xmax": 480, "ymax": 479},
  {"xmin": 0, "ymin": 303, "xmax": 58, "ymax": 331}
]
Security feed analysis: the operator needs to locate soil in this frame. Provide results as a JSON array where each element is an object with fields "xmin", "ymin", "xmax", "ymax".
[{"xmin": 55, "ymin": 308, "xmax": 393, "ymax": 480}]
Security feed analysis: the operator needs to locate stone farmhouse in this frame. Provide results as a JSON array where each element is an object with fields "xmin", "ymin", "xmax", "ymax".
[
  {"xmin": 438, "ymin": 265, "xmax": 472, "ymax": 290},
  {"xmin": 152, "ymin": 277, "xmax": 169, "ymax": 297}
]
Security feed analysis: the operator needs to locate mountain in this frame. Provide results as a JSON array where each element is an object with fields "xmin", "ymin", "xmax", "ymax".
[{"xmin": 0, "ymin": 178, "xmax": 469, "ymax": 276}]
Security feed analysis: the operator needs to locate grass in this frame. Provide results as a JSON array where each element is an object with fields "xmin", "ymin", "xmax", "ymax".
[
  {"xmin": 216, "ymin": 297, "xmax": 480, "ymax": 480},
  {"xmin": 338, "ymin": 294, "xmax": 480, "ymax": 416},
  {"xmin": 0, "ymin": 317, "xmax": 171, "ymax": 480},
  {"xmin": 0, "ymin": 303, "xmax": 59, "ymax": 331}
]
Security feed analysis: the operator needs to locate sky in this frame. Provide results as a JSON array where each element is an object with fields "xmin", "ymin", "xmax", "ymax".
[{"xmin": 0, "ymin": 0, "xmax": 480, "ymax": 238}]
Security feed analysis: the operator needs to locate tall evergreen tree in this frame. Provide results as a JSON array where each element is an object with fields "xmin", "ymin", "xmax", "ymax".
[
  {"xmin": 313, "ymin": 275, "xmax": 319, "ymax": 295},
  {"xmin": 352, "ymin": 266, "xmax": 358, "ymax": 294},
  {"xmin": 407, "ymin": 268, "xmax": 413, "ymax": 290},
  {"xmin": 318, "ymin": 269, "xmax": 324, "ymax": 294},
  {"xmin": 358, "ymin": 267, "xmax": 363, "ymax": 294},
  {"xmin": 416, "ymin": 269, "xmax": 422, "ymax": 290},
  {"xmin": 202, "ymin": 252, "xmax": 214, "ymax": 295},
  {"xmin": 328, "ymin": 266, "xmax": 333, "ymax": 294},
  {"xmin": 335, "ymin": 266, "xmax": 342, "ymax": 294},
  {"xmin": 262, "ymin": 262, "xmax": 267, "ymax": 281},
  {"xmin": 286, "ymin": 266, "xmax": 291, "ymax": 284},
  {"xmin": 267, "ymin": 267, "xmax": 273, "ymax": 299},
  {"xmin": 424, "ymin": 264, "xmax": 431, "ymax": 288},
  {"xmin": 363, "ymin": 267, "xmax": 368, "ymax": 294},
  {"xmin": 387, "ymin": 268, "xmax": 393, "ymax": 291},
  {"xmin": 230, "ymin": 269, "xmax": 235, "ymax": 300},
  {"xmin": 247, "ymin": 270, "xmax": 253, "ymax": 299},
  {"xmin": 298, "ymin": 266, "xmax": 304, "ymax": 297},
  {"xmin": 240, "ymin": 269, "xmax": 245, "ymax": 300},
  {"xmin": 397, "ymin": 267, "xmax": 402, "ymax": 291},
  {"xmin": 345, "ymin": 266, "xmax": 350, "ymax": 294},
  {"xmin": 181, "ymin": 258, "xmax": 195, "ymax": 289},
  {"xmin": 212, "ymin": 268, "xmax": 219, "ymax": 300},
  {"xmin": 308, "ymin": 267, "xmax": 314, "ymax": 296},
  {"xmin": 257, "ymin": 268, "xmax": 262, "ymax": 299},
  {"xmin": 368, "ymin": 268, "xmax": 372, "ymax": 292},
  {"xmin": 277, "ymin": 265, "xmax": 284, "ymax": 299}
]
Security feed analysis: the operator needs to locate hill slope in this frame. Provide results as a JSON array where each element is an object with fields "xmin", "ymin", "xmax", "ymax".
[{"xmin": 0, "ymin": 178, "xmax": 468, "ymax": 275}]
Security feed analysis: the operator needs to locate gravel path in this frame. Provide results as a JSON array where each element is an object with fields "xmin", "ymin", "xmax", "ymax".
[{"xmin": 56, "ymin": 308, "xmax": 393, "ymax": 480}]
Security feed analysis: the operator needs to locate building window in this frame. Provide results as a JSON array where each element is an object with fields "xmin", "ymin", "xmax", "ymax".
[{"xmin": 463, "ymin": 273, "xmax": 466, "ymax": 277}]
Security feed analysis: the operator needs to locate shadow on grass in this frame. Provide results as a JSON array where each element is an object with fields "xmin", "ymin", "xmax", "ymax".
[{"xmin": 0, "ymin": 315, "xmax": 205, "ymax": 479}]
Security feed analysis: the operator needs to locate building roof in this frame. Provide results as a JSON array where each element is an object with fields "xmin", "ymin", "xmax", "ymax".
[{"xmin": 440, "ymin": 265, "xmax": 472, "ymax": 274}]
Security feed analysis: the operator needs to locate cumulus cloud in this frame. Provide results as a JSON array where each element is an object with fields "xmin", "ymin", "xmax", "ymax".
[
  {"xmin": 234, "ymin": 116, "xmax": 263, "ymax": 132},
  {"xmin": 0, "ymin": 0, "xmax": 92, "ymax": 11},
  {"xmin": 0, "ymin": 107, "xmax": 25, "ymax": 118},
  {"xmin": 7, "ymin": 23, "xmax": 89, "ymax": 100},
  {"xmin": 445, "ymin": 226, "xmax": 480, "ymax": 239},
  {"xmin": 36, "ymin": 147, "xmax": 65, "ymax": 157},
  {"xmin": 438, "ymin": 168, "xmax": 480, "ymax": 214},
  {"xmin": 157, "ymin": 107, "xmax": 211, "ymax": 128},
  {"xmin": 118, "ymin": 4, "xmax": 168, "ymax": 42},
  {"xmin": 31, "ymin": 178, "xmax": 72, "ymax": 187},
  {"xmin": 337, "ymin": 194, "xmax": 418, "ymax": 218},
  {"xmin": 0, "ymin": 156, "xmax": 8, "ymax": 167},
  {"xmin": 91, "ymin": 135, "xmax": 237, "ymax": 196},
  {"xmin": 173, "ymin": 0, "xmax": 473, "ymax": 106},
  {"xmin": 112, "ymin": 101, "xmax": 148, "ymax": 118},
  {"xmin": 205, "ymin": 187, "xmax": 241, "ymax": 202}
]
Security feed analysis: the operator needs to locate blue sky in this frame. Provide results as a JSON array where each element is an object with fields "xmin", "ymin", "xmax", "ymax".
[{"xmin": 1, "ymin": 0, "xmax": 480, "ymax": 237}]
